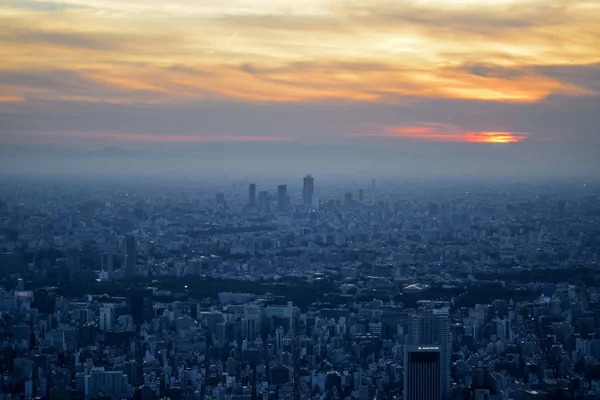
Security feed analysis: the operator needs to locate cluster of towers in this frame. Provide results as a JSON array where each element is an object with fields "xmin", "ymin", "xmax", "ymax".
[{"xmin": 247, "ymin": 175, "xmax": 315, "ymax": 213}]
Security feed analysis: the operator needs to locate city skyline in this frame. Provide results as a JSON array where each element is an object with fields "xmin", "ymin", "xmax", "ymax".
[
  {"xmin": 0, "ymin": 0, "xmax": 599, "ymax": 177},
  {"xmin": 2, "ymin": 176, "xmax": 599, "ymax": 399}
]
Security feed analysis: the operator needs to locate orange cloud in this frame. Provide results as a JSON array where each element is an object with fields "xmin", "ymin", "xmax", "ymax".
[
  {"xmin": 363, "ymin": 124, "xmax": 530, "ymax": 143},
  {"xmin": 0, "ymin": 94, "xmax": 24, "ymax": 103},
  {"xmin": 0, "ymin": 0, "xmax": 598, "ymax": 106},
  {"xmin": 0, "ymin": 62, "xmax": 588, "ymax": 107}
]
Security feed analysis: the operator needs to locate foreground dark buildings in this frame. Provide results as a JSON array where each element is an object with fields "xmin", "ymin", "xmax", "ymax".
[{"xmin": 0, "ymin": 177, "xmax": 599, "ymax": 400}]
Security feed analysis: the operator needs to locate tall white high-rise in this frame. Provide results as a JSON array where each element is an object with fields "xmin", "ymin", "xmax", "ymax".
[{"xmin": 408, "ymin": 309, "xmax": 451, "ymax": 397}]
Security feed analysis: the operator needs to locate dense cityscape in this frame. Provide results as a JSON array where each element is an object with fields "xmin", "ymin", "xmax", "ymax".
[{"xmin": 0, "ymin": 175, "xmax": 599, "ymax": 400}]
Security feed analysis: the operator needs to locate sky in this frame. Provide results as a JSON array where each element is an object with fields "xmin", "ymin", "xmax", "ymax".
[{"xmin": 0, "ymin": 0, "xmax": 599, "ymax": 178}]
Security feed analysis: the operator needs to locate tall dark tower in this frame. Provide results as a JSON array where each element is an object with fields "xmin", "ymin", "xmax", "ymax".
[
  {"xmin": 277, "ymin": 185, "xmax": 288, "ymax": 212},
  {"xmin": 65, "ymin": 248, "xmax": 81, "ymax": 283},
  {"xmin": 128, "ymin": 288, "xmax": 153, "ymax": 325},
  {"xmin": 293, "ymin": 334, "xmax": 300, "ymax": 400},
  {"xmin": 409, "ymin": 310, "xmax": 451, "ymax": 397},
  {"xmin": 258, "ymin": 191, "xmax": 269, "ymax": 214},
  {"xmin": 359, "ymin": 189, "xmax": 364, "ymax": 203},
  {"xmin": 404, "ymin": 346, "xmax": 442, "ymax": 400},
  {"xmin": 101, "ymin": 253, "xmax": 114, "ymax": 279},
  {"xmin": 248, "ymin": 183, "xmax": 256, "ymax": 207},
  {"xmin": 302, "ymin": 175, "xmax": 314, "ymax": 206},
  {"xmin": 251, "ymin": 363, "xmax": 257, "ymax": 400},
  {"xmin": 124, "ymin": 235, "xmax": 137, "ymax": 278}
]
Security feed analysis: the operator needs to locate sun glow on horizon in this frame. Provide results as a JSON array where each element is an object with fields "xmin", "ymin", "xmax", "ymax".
[
  {"xmin": 466, "ymin": 132, "xmax": 527, "ymax": 143},
  {"xmin": 361, "ymin": 125, "xmax": 531, "ymax": 143}
]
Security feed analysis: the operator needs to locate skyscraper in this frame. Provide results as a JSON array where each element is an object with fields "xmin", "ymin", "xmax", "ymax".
[
  {"xmin": 303, "ymin": 175, "xmax": 314, "ymax": 206},
  {"xmin": 99, "ymin": 305, "xmax": 114, "ymax": 331},
  {"xmin": 128, "ymin": 288, "xmax": 153, "ymax": 325},
  {"xmin": 404, "ymin": 346, "xmax": 442, "ymax": 400},
  {"xmin": 371, "ymin": 179, "xmax": 376, "ymax": 205},
  {"xmin": 248, "ymin": 183, "xmax": 256, "ymax": 206},
  {"xmin": 66, "ymin": 248, "xmax": 81, "ymax": 283},
  {"xmin": 408, "ymin": 309, "xmax": 451, "ymax": 397},
  {"xmin": 359, "ymin": 189, "xmax": 364, "ymax": 203},
  {"xmin": 124, "ymin": 235, "xmax": 137, "ymax": 278},
  {"xmin": 101, "ymin": 253, "xmax": 114, "ymax": 279},
  {"xmin": 277, "ymin": 184, "xmax": 288, "ymax": 212},
  {"xmin": 258, "ymin": 191, "xmax": 269, "ymax": 213}
]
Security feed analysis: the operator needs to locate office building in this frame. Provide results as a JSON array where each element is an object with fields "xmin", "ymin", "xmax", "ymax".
[
  {"xmin": 124, "ymin": 235, "xmax": 137, "ymax": 278},
  {"xmin": 372, "ymin": 179, "xmax": 376, "ymax": 204},
  {"xmin": 11, "ymin": 324, "xmax": 31, "ymax": 350},
  {"xmin": 277, "ymin": 184, "xmax": 288, "ymax": 212},
  {"xmin": 99, "ymin": 305, "xmax": 114, "ymax": 331},
  {"xmin": 100, "ymin": 253, "xmax": 114, "ymax": 279},
  {"xmin": 303, "ymin": 175, "xmax": 314, "ymax": 206},
  {"xmin": 312, "ymin": 193, "xmax": 320, "ymax": 210},
  {"xmin": 265, "ymin": 301, "xmax": 297, "ymax": 333},
  {"xmin": 123, "ymin": 360, "xmax": 140, "ymax": 386},
  {"xmin": 258, "ymin": 191, "xmax": 269, "ymax": 214},
  {"xmin": 85, "ymin": 368, "xmax": 129, "ymax": 397},
  {"xmin": 404, "ymin": 346, "xmax": 442, "ymax": 400},
  {"xmin": 66, "ymin": 248, "xmax": 81, "ymax": 283},
  {"xmin": 25, "ymin": 380, "xmax": 33, "ymax": 399},
  {"xmin": 248, "ymin": 183, "xmax": 256, "ymax": 206},
  {"xmin": 409, "ymin": 309, "xmax": 451, "ymax": 397},
  {"xmin": 128, "ymin": 288, "xmax": 153, "ymax": 325},
  {"xmin": 242, "ymin": 317, "xmax": 259, "ymax": 341},
  {"xmin": 242, "ymin": 304, "xmax": 262, "ymax": 341},
  {"xmin": 359, "ymin": 189, "xmax": 364, "ymax": 202}
]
